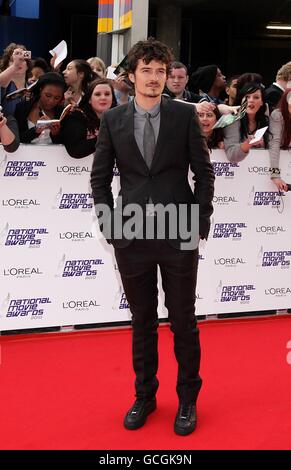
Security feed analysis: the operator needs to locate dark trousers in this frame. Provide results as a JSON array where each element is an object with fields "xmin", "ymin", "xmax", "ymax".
[{"xmin": 114, "ymin": 239, "xmax": 202, "ymax": 404}]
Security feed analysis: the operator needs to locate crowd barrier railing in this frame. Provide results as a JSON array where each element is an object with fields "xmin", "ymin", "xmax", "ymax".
[{"xmin": 0, "ymin": 144, "xmax": 291, "ymax": 331}]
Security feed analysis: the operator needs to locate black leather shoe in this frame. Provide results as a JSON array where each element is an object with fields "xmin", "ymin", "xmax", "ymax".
[
  {"xmin": 124, "ymin": 397, "xmax": 157, "ymax": 430},
  {"xmin": 174, "ymin": 403, "xmax": 197, "ymax": 436}
]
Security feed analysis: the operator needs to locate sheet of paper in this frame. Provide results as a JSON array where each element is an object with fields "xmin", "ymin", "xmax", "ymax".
[
  {"xmin": 106, "ymin": 66, "xmax": 117, "ymax": 80},
  {"xmin": 49, "ymin": 40, "xmax": 67, "ymax": 68},
  {"xmin": 249, "ymin": 126, "xmax": 268, "ymax": 144}
]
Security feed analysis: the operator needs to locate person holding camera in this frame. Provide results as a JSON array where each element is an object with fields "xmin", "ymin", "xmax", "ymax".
[{"xmin": 0, "ymin": 43, "xmax": 32, "ymax": 115}]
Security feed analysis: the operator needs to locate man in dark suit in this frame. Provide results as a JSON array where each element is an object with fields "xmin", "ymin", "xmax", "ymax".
[
  {"xmin": 265, "ymin": 61, "xmax": 291, "ymax": 112},
  {"xmin": 90, "ymin": 38, "xmax": 215, "ymax": 436}
]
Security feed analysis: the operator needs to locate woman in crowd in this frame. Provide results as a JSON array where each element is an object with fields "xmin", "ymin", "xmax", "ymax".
[
  {"xmin": 62, "ymin": 59, "xmax": 97, "ymax": 105},
  {"xmin": 87, "ymin": 57, "xmax": 106, "ymax": 78},
  {"xmin": 61, "ymin": 78, "xmax": 116, "ymax": 158},
  {"xmin": 224, "ymin": 82, "xmax": 269, "ymax": 162},
  {"xmin": 0, "ymin": 43, "xmax": 32, "ymax": 115},
  {"xmin": 0, "ymin": 106, "xmax": 19, "ymax": 152},
  {"xmin": 268, "ymin": 88, "xmax": 291, "ymax": 191},
  {"xmin": 28, "ymin": 57, "xmax": 51, "ymax": 84},
  {"xmin": 234, "ymin": 73, "xmax": 263, "ymax": 105},
  {"xmin": 14, "ymin": 72, "xmax": 66, "ymax": 144},
  {"xmin": 197, "ymin": 105, "xmax": 224, "ymax": 150}
]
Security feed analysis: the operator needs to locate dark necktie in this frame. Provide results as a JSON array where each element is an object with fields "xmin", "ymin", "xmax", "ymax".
[{"xmin": 143, "ymin": 112, "xmax": 156, "ymax": 169}]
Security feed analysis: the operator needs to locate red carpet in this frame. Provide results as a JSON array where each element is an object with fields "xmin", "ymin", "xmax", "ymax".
[{"xmin": 0, "ymin": 315, "xmax": 291, "ymax": 450}]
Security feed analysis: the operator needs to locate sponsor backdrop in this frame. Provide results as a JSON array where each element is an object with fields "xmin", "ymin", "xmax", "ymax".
[{"xmin": 0, "ymin": 145, "xmax": 291, "ymax": 331}]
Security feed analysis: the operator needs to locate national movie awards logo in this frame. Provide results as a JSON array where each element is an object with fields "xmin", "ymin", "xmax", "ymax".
[
  {"xmin": 56, "ymin": 164, "xmax": 91, "ymax": 176},
  {"xmin": 212, "ymin": 161, "xmax": 239, "ymax": 178},
  {"xmin": 59, "ymin": 193, "xmax": 93, "ymax": 211},
  {"xmin": 4, "ymin": 296, "xmax": 51, "ymax": 318},
  {"xmin": 220, "ymin": 284, "xmax": 255, "ymax": 303},
  {"xmin": 52, "ymin": 188, "xmax": 93, "ymax": 211},
  {"xmin": 253, "ymin": 191, "xmax": 285, "ymax": 209},
  {"xmin": 261, "ymin": 250, "xmax": 291, "ymax": 268},
  {"xmin": 62, "ymin": 299, "xmax": 100, "ymax": 311},
  {"xmin": 212, "ymin": 222, "xmax": 247, "ymax": 240},
  {"xmin": 3, "ymin": 160, "xmax": 46, "ymax": 178},
  {"xmin": 3, "ymin": 227, "xmax": 48, "ymax": 247},
  {"xmin": 58, "ymin": 257, "xmax": 104, "ymax": 278}
]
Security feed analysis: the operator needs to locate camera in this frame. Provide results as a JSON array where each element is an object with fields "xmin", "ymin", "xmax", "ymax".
[{"xmin": 23, "ymin": 50, "xmax": 31, "ymax": 59}]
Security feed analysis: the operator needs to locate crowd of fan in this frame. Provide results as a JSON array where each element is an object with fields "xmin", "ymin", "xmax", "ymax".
[{"xmin": 1, "ymin": 41, "xmax": 291, "ymax": 191}]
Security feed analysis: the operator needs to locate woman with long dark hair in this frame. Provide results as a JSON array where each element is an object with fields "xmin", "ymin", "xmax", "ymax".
[
  {"xmin": 14, "ymin": 72, "xmax": 66, "ymax": 144},
  {"xmin": 61, "ymin": 78, "xmax": 117, "ymax": 158},
  {"xmin": 269, "ymin": 88, "xmax": 291, "ymax": 191},
  {"xmin": 62, "ymin": 59, "xmax": 97, "ymax": 105},
  {"xmin": 224, "ymin": 82, "xmax": 269, "ymax": 162},
  {"xmin": 197, "ymin": 105, "xmax": 224, "ymax": 149}
]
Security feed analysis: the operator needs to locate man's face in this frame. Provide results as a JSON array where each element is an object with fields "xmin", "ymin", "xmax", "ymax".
[
  {"xmin": 166, "ymin": 67, "xmax": 189, "ymax": 96},
  {"xmin": 226, "ymin": 78, "xmax": 238, "ymax": 101},
  {"xmin": 129, "ymin": 59, "xmax": 167, "ymax": 99}
]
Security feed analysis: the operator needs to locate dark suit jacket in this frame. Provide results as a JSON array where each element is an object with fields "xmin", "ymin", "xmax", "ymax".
[{"xmin": 90, "ymin": 96, "xmax": 215, "ymax": 249}]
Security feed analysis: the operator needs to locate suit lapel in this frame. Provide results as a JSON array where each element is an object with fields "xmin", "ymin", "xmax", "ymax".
[
  {"xmin": 121, "ymin": 101, "xmax": 149, "ymax": 171},
  {"xmin": 151, "ymin": 97, "xmax": 171, "ymax": 170}
]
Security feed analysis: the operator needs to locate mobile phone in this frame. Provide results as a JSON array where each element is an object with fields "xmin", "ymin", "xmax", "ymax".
[
  {"xmin": 0, "ymin": 105, "xmax": 3, "ymax": 121},
  {"xmin": 23, "ymin": 50, "xmax": 31, "ymax": 59},
  {"xmin": 113, "ymin": 55, "xmax": 128, "ymax": 76}
]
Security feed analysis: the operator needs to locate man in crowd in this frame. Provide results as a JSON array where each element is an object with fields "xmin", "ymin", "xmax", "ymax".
[
  {"xmin": 165, "ymin": 61, "xmax": 200, "ymax": 102},
  {"xmin": 265, "ymin": 61, "xmax": 291, "ymax": 111},
  {"xmin": 225, "ymin": 75, "xmax": 239, "ymax": 106},
  {"xmin": 164, "ymin": 60, "xmax": 218, "ymax": 114}
]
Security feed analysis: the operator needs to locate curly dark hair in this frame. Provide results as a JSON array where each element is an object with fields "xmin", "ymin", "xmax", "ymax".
[
  {"xmin": 78, "ymin": 78, "xmax": 117, "ymax": 133},
  {"xmin": 127, "ymin": 37, "xmax": 173, "ymax": 75}
]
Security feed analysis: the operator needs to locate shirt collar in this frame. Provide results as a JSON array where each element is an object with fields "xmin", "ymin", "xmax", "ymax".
[
  {"xmin": 134, "ymin": 99, "xmax": 161, "ymax": 117},
  {"xmin": 273, "ymin": 82, "xmax": 285, "ymax": 92}
]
